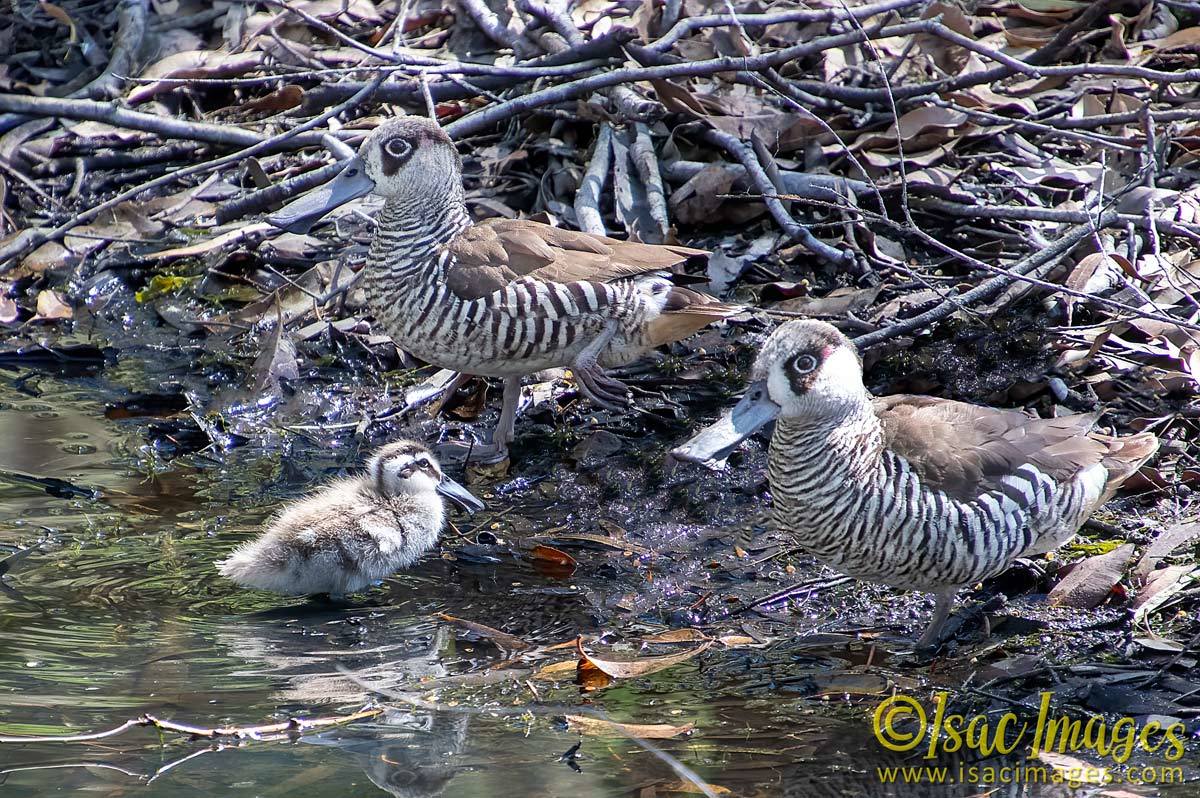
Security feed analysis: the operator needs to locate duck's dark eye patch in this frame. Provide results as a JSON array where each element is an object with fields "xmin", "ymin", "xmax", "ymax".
[
  {"xmin": 789, "ymin": 353, "xmax": 818, "ymax": 375},
  {"xmin": 384, "ymin": 138, "xmax": 413, "ymax": 159}
]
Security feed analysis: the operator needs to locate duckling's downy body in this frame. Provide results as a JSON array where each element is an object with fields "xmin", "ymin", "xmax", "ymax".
[
  {"xmin": 219, "ymin": 440, "xmax": 482, "ymax": 598},
  {"xmin": 674, "ymin": 320, "xmax": 1158, "ymax": 646}
]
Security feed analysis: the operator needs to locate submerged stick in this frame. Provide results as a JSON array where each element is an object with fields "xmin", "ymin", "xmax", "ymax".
[{"xmin": 0, "ymin": 707, "xmax": 382, "ymax": 744}]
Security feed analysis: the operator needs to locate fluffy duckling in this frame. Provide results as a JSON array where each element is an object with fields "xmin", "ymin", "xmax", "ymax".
[
  {"xmin": 673, "ymin": 320, "xmax": 1158, "ymax": 647},
  {"xmin": 219, "ymin": 440, "xmax": 483, "ymax": 599}
]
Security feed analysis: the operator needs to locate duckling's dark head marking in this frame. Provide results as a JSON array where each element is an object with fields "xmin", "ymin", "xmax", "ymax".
[{"xmin": 368, "ymin": 440, "xmax": 442, "ymax": 496}]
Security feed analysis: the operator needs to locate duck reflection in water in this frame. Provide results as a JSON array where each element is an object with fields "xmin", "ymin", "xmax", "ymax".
[{"xmin": 306, "ymin": 709, "xmax": 470, "ymax": 798}]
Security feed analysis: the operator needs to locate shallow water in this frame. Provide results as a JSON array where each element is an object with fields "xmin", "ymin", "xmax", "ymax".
[{"xmin": 1, "ymin": 370, "xmax": 1197, "ymax": 798}]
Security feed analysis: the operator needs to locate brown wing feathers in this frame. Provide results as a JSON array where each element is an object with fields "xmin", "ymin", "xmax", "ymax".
[
  {"xmin": 876, "ymin": 396, "xmax": 1155, "ymax": 501},
  {"xmin": 646, "ymin": 285, "xmax": 742, "ymax": 348},
  {"xmin": 444, "ymin": 218, "xmax": 710, "ymax": 301}
]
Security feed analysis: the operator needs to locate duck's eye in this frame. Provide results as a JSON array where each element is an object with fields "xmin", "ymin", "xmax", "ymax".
[
  {"xmin": 789, "ymin": 354, "xmax": 818, "ymax": 375},
  {"xmin": 384, "ymin": 138, "xmax": 412, "ymax": 159}
]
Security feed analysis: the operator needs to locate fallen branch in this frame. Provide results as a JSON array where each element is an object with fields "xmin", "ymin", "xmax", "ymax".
[
  {"xmin": 215, "ymin": 159, "xmax": 347, "ymax": 225},
  {"xmin": 335, "ymin": 663, "xmax": 720, "ymax": 798},
  {"xmin": 0, "ymin": 706, "xmax": 382, "ymax": 744},
  {"xmin": 0, "ymin": 94, "xmax": 326, "ymax": 150},
  {"xmin": 853, "ymin": 213, "xmax": 1119, "ymax": 348},
  {"xmin": 574, "ymin": 122, "xmax": 612, "ymax": 235},
  {"xmin": 701, "ymin": 127, "xmax": 851, "ymax": 267},
  {"xmin": 661, "ymin": 160, "xmax": 867, "ymax": 206},
  {"xmin": 444, "ymin": 18, "xmax": 916, "ymax": 137},
  {"xmin": 0, "ymin": 75, "xmax": 385, "ymax": 273},
  {"xmin": 87, "ymin": 0, "xmax": 149, "ymax": 100},
  {"xmin": 648, "ymin": 0, "xmax": 920, "ymax": 52},
  {"xmin": 631, "ymin": 122, "xmax": 671, "ymax": 240},
  {"xmin": 458, "ymin": 0, "xmax": 537, "ymax": 58}
]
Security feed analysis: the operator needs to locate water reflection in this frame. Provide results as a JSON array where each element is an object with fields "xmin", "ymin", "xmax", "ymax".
[
  {"xmin": 2, "ymin": 368, "xmax": 1197, "ymax": 798},
  {"xmin": 307, "ymin": 710, "xmax": 470, "ymax": 798}
]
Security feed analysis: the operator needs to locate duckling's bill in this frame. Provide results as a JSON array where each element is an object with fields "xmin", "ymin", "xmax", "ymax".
[
  {"xmin": 268, "ymin": 156, "xmax": 375, "ymax": 234},
  {"xmin": 671, "ymin": 380, "xmax": 779, "ymax": 468},
  {"xmin": 437, "ymin": 475, "xmax": 485, "ymax": 513}
]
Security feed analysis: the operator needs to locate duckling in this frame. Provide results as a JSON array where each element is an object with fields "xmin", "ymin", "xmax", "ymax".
[
  {"xmin": 218, "ymin": 440, "xmax": 483, "ymax": 599},
  {"xmin": 673, "ymin": 320, "xmax": 1159, "ymax": 647}
]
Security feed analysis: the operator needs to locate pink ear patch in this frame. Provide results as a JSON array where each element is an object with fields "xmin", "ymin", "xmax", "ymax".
[{"xmin": 821, "ymin": 344, "xmax": 836, "ymax": 359}]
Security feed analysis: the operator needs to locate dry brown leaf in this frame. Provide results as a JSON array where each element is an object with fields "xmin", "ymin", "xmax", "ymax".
[
  {"xmin": 669, "ymin": 164, "xmax": 737, "ymax": 225},
  {"xmin": 128, "ymin": 50, "xmax": 268, "ymax": 104},
  {"xmin": 854, "ymin": 107, "xmax": 969, "ymax": 151},
  {"xmin": 1035, "ymin": 751, "xmax": 1109, "ymax": 785},
  {"xmin": 577, "ymin": 639, "xmax": 712, "ymax": 679},
  {"xmin": 33, "ymin": 289, "xmax": 72, "ymax": 321},
  {"xmin": 437, "ymin": 613, "xmax": 532, "ymax": 651},
  {"xmin": 577, "ymin": 657, "xmax": 613, "ymax": 691},
  {"xmin": 532, "ymin": 659, "xmax": 578, "ymax": 680},
  {"xmin": 1048, "ymin": 544, "xmax": 1135, "ymax": 609},
  {"xmin": 640, "ymin": 629, "xmax": 709, "ymax": 644},
  {"xmin": 0, "ymin": 295, "xmax": 17, "ymax": 324},
  {"xmin": 1133, "ymin": 632, "xmax": 1186, "ymax": 653},
  {"xmin": 39, "ymin": 2, "xmax": 76, "ymax": 41},
  {"xmin": 1134, "ymin": 522, "xmax": 1200, "ymax": 582},
  {"xmin": 237, "ymin": 85, "xmax": 304, "ymax": 115},
  {"xmin": 565, "ymin": 715, "xmax": 695, "ymax": 739},
  {"xmin": 717, "ymin": 634, "xmax": 762, "ymax": 648},
  {"xmin": 1132, "ymin": 566, "xmax": 1197, "ymax": 624},
  {"xmin": 773, "ymin": 285, "xmax": 882, "ymax": 316}
]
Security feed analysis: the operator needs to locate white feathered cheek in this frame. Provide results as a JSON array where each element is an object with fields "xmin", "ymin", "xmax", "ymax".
[{"xmin": 811, "ymin": 346, "xmax": 864, "ymax": 402}]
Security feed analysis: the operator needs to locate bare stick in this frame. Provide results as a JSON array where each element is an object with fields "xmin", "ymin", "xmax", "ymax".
[
  {"xmin": 90, "ymin": 0, "xmax": 150, "ymax": 99},
  {"xmin": 0, "ymin": 707, "xmax": 382, "ymax": 744},
  {"xmin": 649, "ymin": 0, "xmax": 920, "ymax": 52},
  {"xmin": 445, "ymin": 19, "xmax": 914, "ymax": 137},
  {"xmin": 0, "ymin": 95, "xmax": 325, "ymax": 150},
  {"xmin": 0, "ymin": 75, "xmax": 385, "ymax": 273},
  {"xmin": 574, "ymin": 123, "xmax": 612, "ymax": 235},
  {"xmin": 458, "ymin": 0, "xmax": 536, "ymax": 57},
  {"xmin": 702, "ymin": 128, "xmax": 850, "ymax": 266},
  {"xmin": 852, "ymin": 215, "xmax": 1118, "ymax": 348},
  {"xmin": 630, "ymin": 123, "xmax": 670, "ymax": 240},
  {"xmin": 516, "ymin": 0, "xmax": 659, "ymax": 121},
  {"xmin": 661, "ymin": 160, "xmax": 866, "ymax": 206},
  {"xmin": 215, "ymin": 160, "xmax": 347, "ymax": 224}
]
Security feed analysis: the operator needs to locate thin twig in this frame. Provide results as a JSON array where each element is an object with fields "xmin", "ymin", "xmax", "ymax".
[{"xmin": 0, "ymin": 75, "xmax": 386, "ymax": 273}]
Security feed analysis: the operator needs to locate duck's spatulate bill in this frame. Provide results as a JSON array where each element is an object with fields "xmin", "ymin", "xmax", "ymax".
[
  {"xmin": 671, "ymin": 380, "xmax": 779, "ymax": 467},
  {"xmin": 267, "ymin": 156, "xmax": 375, "ymax": 234}
]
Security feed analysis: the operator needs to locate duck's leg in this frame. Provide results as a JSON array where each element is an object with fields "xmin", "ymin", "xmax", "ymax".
[
  {"xmin": 467, "ymin": 376, "xmax": 523, "ymax": 463},
  {"xmin": 915, "ymin": 590, "xmax": 957, "ymax": 649},
  {"xmin": 492, "ymin": 376, "xmax": 522, "ymax": 453},
  {"xmin": 571, "ymin": 320, "xmax": 630, "ymax": 411}
]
